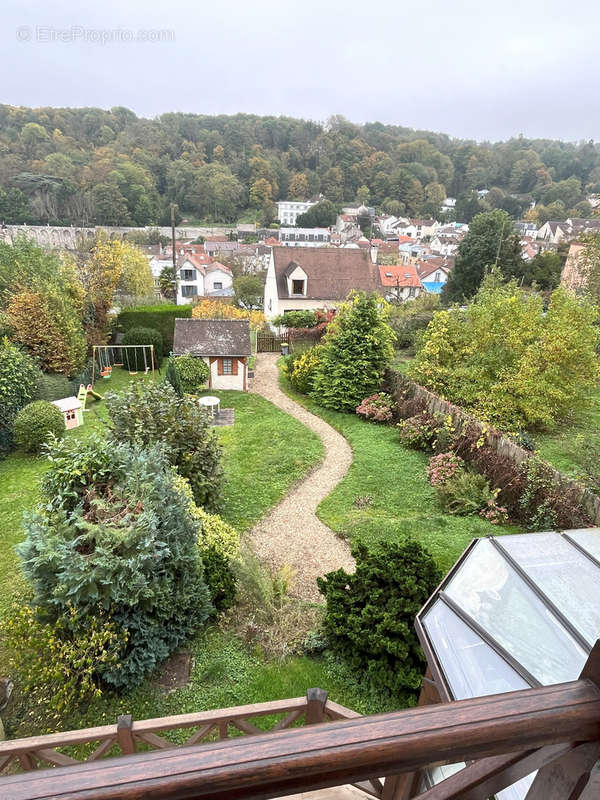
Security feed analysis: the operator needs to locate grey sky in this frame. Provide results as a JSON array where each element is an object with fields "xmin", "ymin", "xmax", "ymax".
[{"xmin": 2, "ymin": 0, "xmax": 599, "ymax": 142}]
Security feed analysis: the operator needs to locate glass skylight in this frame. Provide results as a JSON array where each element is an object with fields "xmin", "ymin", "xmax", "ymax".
[
  {"xmin": 422, "ymin": 599, "xmax": 529, "ymax": 700},
  {"xmin": 497, "ymin": 532, "xmax": 600, "ymax": 647},
  {"xmin": 444, "ymin": 538, "xmax": 588, "ymax": 684}
]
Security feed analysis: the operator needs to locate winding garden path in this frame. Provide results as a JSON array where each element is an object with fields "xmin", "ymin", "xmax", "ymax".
[{"xmin": 249, "ymin": 353, "xmax": 354, "ymax": 602}]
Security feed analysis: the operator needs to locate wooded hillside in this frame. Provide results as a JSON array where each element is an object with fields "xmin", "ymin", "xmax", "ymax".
[{"xmin": 0, "ymin": 105, "xmax": 599, "ymax": 226}]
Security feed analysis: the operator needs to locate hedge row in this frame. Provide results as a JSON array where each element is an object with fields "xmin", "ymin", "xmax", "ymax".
[{"xmin": 116, "ymin": 305, "xmax": 192, "ymax": 351}]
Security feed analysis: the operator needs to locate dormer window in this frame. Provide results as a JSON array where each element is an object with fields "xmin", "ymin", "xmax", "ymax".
[{"xmin": 292, "ymin": 279, "xmax": 305, "ymax": 295}]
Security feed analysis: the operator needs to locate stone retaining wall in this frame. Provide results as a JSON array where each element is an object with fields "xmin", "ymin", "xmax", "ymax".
[{"xmin": 385, "ymin": 369, "xmax": 600, "ymax": 525}]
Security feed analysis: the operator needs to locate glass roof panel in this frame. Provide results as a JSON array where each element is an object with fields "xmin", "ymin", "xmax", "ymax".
[
  {"xmin": 422, "ymin": 599, "xmax": 530, "ymax": 700},
  {"xmin": 497, "ymin": 772, "xmax": 535, "ymax": 800},
  {"xmin": 566, "ymin": 529, "xmax": 600, "ymax": 564},
  {"xmin": 498, "ymin": 533, "xmax": 600, "ymax": 646},
  {"xmin": 444, "ymin": 539, "xmax": 588, "ymax": 684}
]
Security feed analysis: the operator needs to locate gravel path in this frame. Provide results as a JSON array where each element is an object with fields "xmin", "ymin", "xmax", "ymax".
[{"xmin": 248, "ymin": 353, "xmax": 354, "ymax": 603}]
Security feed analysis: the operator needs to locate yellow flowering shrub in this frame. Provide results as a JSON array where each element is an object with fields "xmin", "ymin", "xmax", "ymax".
[{"xmin": 192, "ymin": 299, "xmax": 265, "ymax": 330}]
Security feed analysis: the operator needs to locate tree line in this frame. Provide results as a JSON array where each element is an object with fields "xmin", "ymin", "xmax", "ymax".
[{"xmin": 0, "ymin": 106, "xmax": 599, "ymax": 227}]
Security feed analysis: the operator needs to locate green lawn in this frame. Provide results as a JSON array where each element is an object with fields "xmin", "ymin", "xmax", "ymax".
[
  {"xmin": 535, "ymin": 384, "xmax": 600, "ymax": 479},
  {"xmin": 279, "ymin": 371, "xmax": 518, "ymax": 576},
  {"xmin": 0, "ymin": 366, "xmax": 323, "ymax": 710}
]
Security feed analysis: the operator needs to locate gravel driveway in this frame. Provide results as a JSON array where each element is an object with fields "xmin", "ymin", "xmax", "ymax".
[{"xmin": 249, "ymin": 353, "xmax": 354, "ymax": 602}]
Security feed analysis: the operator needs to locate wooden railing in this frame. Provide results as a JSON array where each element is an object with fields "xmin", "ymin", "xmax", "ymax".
[
  {"xmin": 1, "ymin": 645, "xmax": 600, "ymax": 800},
  {"xmin": 0, "ymin": 689, "xmax": 362, "ymax": 774}
]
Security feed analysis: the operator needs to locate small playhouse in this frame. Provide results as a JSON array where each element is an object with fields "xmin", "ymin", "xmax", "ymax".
[{"xmin": 51, "ymin": 396, "xmax": 84, "ymax": 430}]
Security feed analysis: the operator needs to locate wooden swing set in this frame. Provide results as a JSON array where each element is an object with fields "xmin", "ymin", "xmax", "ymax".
[{"xmin": 91, "ymin": 345, "xmax": 156, "ymax": 385}]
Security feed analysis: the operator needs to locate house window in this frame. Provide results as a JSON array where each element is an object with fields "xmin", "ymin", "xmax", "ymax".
[
  {"xmin": 181, "ymin": 285, "xmax": 196, "ymax": 298},
  {"xmin": 180, "ymin": 269, "xmax": 195, "ymax": 281},
  {"xmin": 409, "ymin": 287, "xmax": 416, "ymax": 297},
  {"xmin": 222, "ymin": 358, "xmax": 233, "ymax": 375},
  {"xmin": 213, "ymin": 282, "xmax": 223, "ymax": 290},
  {"xmin": 434, "ymin": 271, "xmax": 441, "ymax": 282},
  {"xmin": 292, "ymin": 279, "xmax": 305, "ymax": 295}
]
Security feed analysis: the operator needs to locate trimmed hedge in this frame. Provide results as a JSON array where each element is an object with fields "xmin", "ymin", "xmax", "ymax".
[
  {"xmin": 117, "ymin": 304, "xmax": 192, "ymax": 351},
  {"xmin": 13, "ymin": 400, "xmax": 64, "ymax": 453}
]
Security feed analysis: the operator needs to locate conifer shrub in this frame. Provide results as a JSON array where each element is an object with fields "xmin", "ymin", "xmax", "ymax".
[
  {"xmin": 164, "ymin": 356, "xmax": 183, "ymax": 397},
  {"xmin": 311, "ymin": 292, "xmax": 395, "ymax": 412},
  {"xmin": 317, "ymin": 540, "xmax": 441, "ymax": 702},
  {"xmin": 175, "ymin": 355, "xmax": 210, "ymax": 393},
  {"xmin": 13, "ymin": 400, "xmax": 64, "ymax": 453},
  {"xmin": 0, "ymin": 337, "xmax": 41, "ymax": 454},
  {"xmin": 106, "ymin": 382, "xmax": 224, "ymax": 510},
  {"xmin": 17, "ymin": 436, "xmax": 212, "ymax": 692}
]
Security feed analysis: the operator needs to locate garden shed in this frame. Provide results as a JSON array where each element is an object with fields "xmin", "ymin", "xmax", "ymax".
[
  {"xmin": 173, "ymin": 318, "xmax": 252, "ymax": 391},
  {"xmin": 414, "ymin": 529, "xmax": 600, "ymax": 799}
]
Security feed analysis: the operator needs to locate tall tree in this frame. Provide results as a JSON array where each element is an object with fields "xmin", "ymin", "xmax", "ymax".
[{"xmin": 443, "ymin": 210, "xmax": 523, "ymax": 303}]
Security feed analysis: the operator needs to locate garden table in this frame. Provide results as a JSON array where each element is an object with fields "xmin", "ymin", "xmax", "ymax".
[{"xmin": 198, "ymin": 395, "xmax": 220, "ymax": 417}]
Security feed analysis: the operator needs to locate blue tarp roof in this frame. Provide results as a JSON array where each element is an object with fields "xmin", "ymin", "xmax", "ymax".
[{"xmin": 422, "ymin": 281, "xmax": 444, "ymax": 294}]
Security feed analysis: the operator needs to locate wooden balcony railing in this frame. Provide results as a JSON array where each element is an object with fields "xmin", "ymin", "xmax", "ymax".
[{"xmin": 1, "ymin": 644, "xmax": 599, "ymax": 800}]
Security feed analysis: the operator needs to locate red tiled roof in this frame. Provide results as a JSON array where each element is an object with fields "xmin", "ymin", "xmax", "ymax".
[
  {"xmin": 378, "ymin": 264, "xmax": 422, "ymax": 288},
  {"xmin": 206, "ymin": 261, "xmax": 233, "ymax": 275},
  {"xmin": 180, "ymin": 253, "xmax": 213, "ymax": 271}
]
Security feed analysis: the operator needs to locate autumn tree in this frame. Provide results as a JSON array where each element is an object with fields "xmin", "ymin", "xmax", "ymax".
[
  {"xmin": 7, "ymin": 290, "xmax": 86, "ymax": 375},
  {"xmin": 288, "ymin": 172, "xmax": 309, "ymax": 200}
]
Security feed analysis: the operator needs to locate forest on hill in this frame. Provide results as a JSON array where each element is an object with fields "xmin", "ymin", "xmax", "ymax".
[{"xmin": 0, "ymin": 105, "xmax": 599, "ymax": 228}]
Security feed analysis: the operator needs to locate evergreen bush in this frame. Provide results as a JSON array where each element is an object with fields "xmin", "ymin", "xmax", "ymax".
[
  {"xmin": 311, "ymin": 292, "xmax": 395, "ymax": 412},
  {"xmin": 122, "ymin": 326, "xmax": 164, "ymax": 368},
  {"xmin": 18, "ymin": 436, "xmax": 212, "ymax": 692},
  {"xmin": 36, "ymin": 373, "xmax": 73, "ymax": 401},
  {"xmin": 13, "ymin": 400, "xmax": 64, "ymax": 453},
  {"xmin": 175, "ymin": 355, "xmax": 210, "ymax": 393},
  {"xmin": 281, "ymin": 346, "xmax": 322, "ymax": 394},
  {"xmin": 0, "ymin": 337, "xmax": 41, "ymax": 454},
  {"xmin": 106, "ymin": 382, "xmax": 224, "ymax": 510},
  {"xmin": 164, "ymin": 356, "xmax": 183, "ymax": 397},
  {"xmin": 317, "ymin": 540, "xmax": 440, "ymax": 702}
]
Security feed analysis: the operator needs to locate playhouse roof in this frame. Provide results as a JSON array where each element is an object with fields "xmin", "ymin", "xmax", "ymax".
[
  {"xmin": 173, "ymin": 318, "xmax": 251, "ymax": 357},
  {"xmin": 416, "ymin": 529, "xmax": 600, "ymax": 799},
  {"xmin": 51, "ymin": 397, "xmax": 82, "ymax": 412}
]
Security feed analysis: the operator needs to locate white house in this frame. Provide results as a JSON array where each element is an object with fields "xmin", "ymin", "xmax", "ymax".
[
  {"xmin": 263, "ymin": 246, "xmax": 380, "ymax": 321},
  {"xmin": 177, "ymin": 255, "xmax": 233, "ymax": 305},
  {"xmin": 378, "ymin": 264, "xmax": 424, "ymax": 302},
  {"xmin": 278, "ymin": 227, "xmax": 331, "ymax": 247},
  {"xmin": 276, "ymin": 200, "xmax": 317, "ymax": 226},
  {"xmin": 429, "ymin": 235, "xmax": 460, "ymax": 257},
  {"xmin": 172, "ymin": 318, "xmax": 251, "ymax": 392},
  {"xmin": 396, "ymin": 218, "xmax": 440, "ymax": 239}
]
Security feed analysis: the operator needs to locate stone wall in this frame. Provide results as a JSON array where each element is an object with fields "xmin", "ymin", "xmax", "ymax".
[
  {"xmin": 385, "ymin": 369, "xmax": 600, "ymax": 525},
  {"xmin": 0, "ymin": 224, "xmax": 235, "ymax": 250}
]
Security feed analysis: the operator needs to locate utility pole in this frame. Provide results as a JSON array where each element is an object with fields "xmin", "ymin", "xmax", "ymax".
[{"xmin": 171, "ymin": 203, "xmax": 178, "ymax": 302}]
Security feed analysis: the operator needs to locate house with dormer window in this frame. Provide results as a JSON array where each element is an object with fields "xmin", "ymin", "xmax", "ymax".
[{"xmin": 263, "ymin": 247, "xmax": 381, "ymax": 321}]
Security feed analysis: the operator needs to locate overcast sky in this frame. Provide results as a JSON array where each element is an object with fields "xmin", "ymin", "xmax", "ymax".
[{"xmin": 2, "ymin": 0, "xmax": 599, "ymax": 143}]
